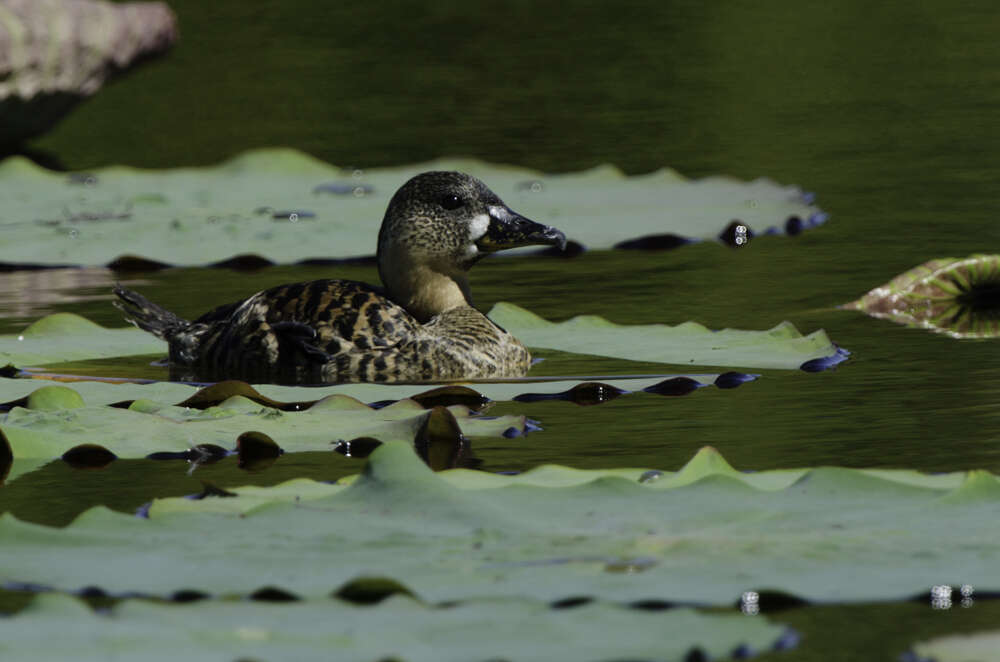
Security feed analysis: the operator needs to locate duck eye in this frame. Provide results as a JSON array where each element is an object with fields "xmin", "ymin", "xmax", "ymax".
[{"xmin": 439, "ymin": 194, "xmax": 464, "ymax": 210}]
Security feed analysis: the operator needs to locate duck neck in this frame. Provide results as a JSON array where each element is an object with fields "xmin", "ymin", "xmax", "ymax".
[{"xmin": 380, "ymin": 258, "xmax": 472, "ymax": 323}]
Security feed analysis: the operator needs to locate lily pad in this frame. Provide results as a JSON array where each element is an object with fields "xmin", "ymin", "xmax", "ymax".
[
  {"xmin": 0, "ymin": 374, "xmax": 741, "ymax": 417},
  {"xmin": 1, "ymin": 443, "xmax": 996, "ymax": 605},
  {"xmin": 908, "ymin": 628, "xmax": 1000, "ymax": 662},
  {"xmin": 843, "ymin": 254, "xmax": 1000, "ymax": 338},
  {"xmin": 0, "ymin": 313, "xmax": 164, "ymax": 367},
  {"xmin": 490, "ymin": 303, "xmax": 843, "ymax": 371},
  {"xmin": 0, "ymin": 303, "xmax": 843, "ymax": 374},
  {"xmin": 0, "ymin": 148, "xmax": 825, "ymax": 267},
  {"xmin": 0, "ymin": 593, "xmax": 791, "ymax": 662},
  {"xmin": 0, "ymin": 384, "xmax": 525, "ymax": 460}
]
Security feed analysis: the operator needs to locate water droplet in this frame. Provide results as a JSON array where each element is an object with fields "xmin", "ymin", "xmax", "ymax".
[
  {"xmin": 718, "ymin": 221, "xmax": 752, "ymax": 247},
  {"xmin": 930, "ymin": 584, "xmax": 953, "ymax": 609},
  {"xmin": 515, "ymin": 179, "xmax": 545, "ymax": 193},
  {"xmin": 638, "ymin": 470, "xmax": 663, "ymax": 484},
  {"xmin": 740, "ymin": 591, "xmax": 760, "ymax": 615}
]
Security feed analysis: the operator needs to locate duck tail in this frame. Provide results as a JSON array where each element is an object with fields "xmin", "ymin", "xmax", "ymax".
[{"xmin": 113, "ymin": 284, "xmax": 190, "ymax": 341}]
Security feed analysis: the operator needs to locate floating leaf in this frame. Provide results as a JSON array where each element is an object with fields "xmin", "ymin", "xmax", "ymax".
[
  {"xmin": 908, "ymin": 628, "xmax": 1000, "ymax": 662},
  {"xmin": 489, "ymin": 303, "xmax": 844, "ymax": 371},
  {"xmin": 0, "ymin": 375, "xmax": 731, "ymax": 424},
  {"xmin": 25, "ymin": 385, "xmax": 84, "ymax": 411},
  {"xmin": 0, "ymin": 593, "xmax": 791, "ymax": 662},
  {"xmin": 0, "ymin": 313, "xmax": 164, "ymax": 367},
  {"xmin": 0, "ymin": 148, "xmax": 824, "ymax": 267},
  {"xmin": 0, "ymin": 385, "xmax": 526, "ymax": 460},
  {"xmin": 0, "ymin": 443, "xmax": 995, "ymax": 605},
  {"xmin": 844, "ymin": 254, "xmax": 1000, "ymax": 338},
  {"xmin": 0, "ymin": 305, "xmax": 843, "ymax": 376}
]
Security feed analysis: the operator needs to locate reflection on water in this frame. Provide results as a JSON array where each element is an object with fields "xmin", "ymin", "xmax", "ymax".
[
  {"xmin": 0, "ymin": 267, "xmax": 116, "ymax": 322},
  {"xmin": 843, "ymin": 255, "xmax": 1000, "ymax": 339}
]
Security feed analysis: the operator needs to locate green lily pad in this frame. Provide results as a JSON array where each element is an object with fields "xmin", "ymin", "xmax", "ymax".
[
  {"xmin": 0, "ymin": 303, "xmax": 841, "ymax": 374},
  {"xmin": 0, "ymin": 372, "xmax": 727, "ymax": 411},
  {"xmin": 0, "ymin": 148, "xmax": 824, "ymax": 267},
  {"xmin": 909, "ymin": 628, "xmax": 1000, "ymax": 662},
  {"xmin": 0, "ymin": 593, "xmax": 791, "ymax": 662},
  {"xmin": 1, "ymin": 443, "xmax": 996, "ymax": 605},
  {"xmin": 843, "ymin": 254, "xmax": 1000, "ymax": 339},
  {"xmin": 0, "ymin": 313, "xmax": 164, "ymax": 367},
  {"xmin": 24, "ymin": 385, "xmax": 85, "ymax": 411},
  {"xmin": 0, "ymin": 374, "xmax": 744, "ymax": 468},
  {"xmin": 490, "ymin": 303, "xmax": 841, "ymax": 370},
  {"xmin": 0, "ymin": 384, "xmax": 525, "ymax": 460}
]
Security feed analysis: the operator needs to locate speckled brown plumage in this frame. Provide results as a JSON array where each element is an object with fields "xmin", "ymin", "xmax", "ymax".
[{"xmin": 114, "ymin": 171, "xmax": 565, "ymax": 384}]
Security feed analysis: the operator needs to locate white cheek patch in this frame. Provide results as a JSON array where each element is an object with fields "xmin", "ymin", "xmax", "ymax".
[{"xmin": 469, "ymin": 213, "xmax": 490, "ymax": 240}]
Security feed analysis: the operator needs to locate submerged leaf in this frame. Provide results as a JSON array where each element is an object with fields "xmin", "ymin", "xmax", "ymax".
[
  {"xmin": 0, "ymin": 592, "xmax": 790, "ymax": 662},
  {"xmin": 0, "ymin": 443, "xmax": 996, "ymax": 605},
  {"xmin": 844, "ymin": 254, "xmax": 1000, "ymax": 338},
  {"xmin": 60, "ymin": 444, "xmax": 117, "ymax": 469},
  {"xmin": 235, "ymin": 431, "xmax": 283, "ymax": 471},
  {"xmin": 0, "ymin": 427, "xmax": 11, "ymax": 484},
  {"xmin": 0, "ymin": 148, "xmax": 824, "ymax": 268}
]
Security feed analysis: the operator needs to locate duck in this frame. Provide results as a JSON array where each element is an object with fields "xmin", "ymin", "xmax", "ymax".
[{"xmin": 113, "ymin": 171, "xmax": 566, "ymax": 384}]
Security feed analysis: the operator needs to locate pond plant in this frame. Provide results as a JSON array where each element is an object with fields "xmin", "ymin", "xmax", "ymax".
[{"xmin": 1, "ymin": 153, "xmax": 997, "ymax": 661}]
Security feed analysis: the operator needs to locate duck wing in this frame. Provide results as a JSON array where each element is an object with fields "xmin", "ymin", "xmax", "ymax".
[{"xmin": 182, "ymin": 279, "xmax": 422, "ymax": 381}]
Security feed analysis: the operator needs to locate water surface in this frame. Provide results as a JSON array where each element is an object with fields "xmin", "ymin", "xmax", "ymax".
[{"xmin": 3, "ymin": 1, "xmax": 1000, "ymax": 659}]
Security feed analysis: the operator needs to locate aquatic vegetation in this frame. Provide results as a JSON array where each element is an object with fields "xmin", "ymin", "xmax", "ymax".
[
  {"xmin": 844, "ymin": 254, "xmax": 1000, "ymax": 338},
  {"xmin": 906, "ymin": 626, "xmax": 1000, "ymax": 662},
  {"xmin": 0, "ymin": 383, "xmax": 527, "ymax": 461},
  {"xmin": 0, "ymin": 149, "xmax": 824, "ymax": 268},
  {"xmin": 0, "ymin": 304, "xmax": 844, "ymax": 375},
  {"xmin": 2, "ymin": 443, "xmax": 996, "ymax": 606},
  {"xmin": 0, "ymin": 592, "xmax": 792, "ymax": 662}
]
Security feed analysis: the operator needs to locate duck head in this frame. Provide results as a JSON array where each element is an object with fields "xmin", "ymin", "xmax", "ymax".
[{"xmin": 377, "ymin": 171, "xmax": 566, "ymax": 322}]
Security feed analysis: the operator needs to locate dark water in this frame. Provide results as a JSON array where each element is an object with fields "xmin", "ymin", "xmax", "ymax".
[{"xmin": 3, "ymin": 1, "xmax": 1000, "ymax": 659}]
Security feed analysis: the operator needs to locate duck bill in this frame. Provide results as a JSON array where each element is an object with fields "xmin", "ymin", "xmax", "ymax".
[{"xmin": 476, "ymin": 205, "xmax": 567, "ymax": 253}]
